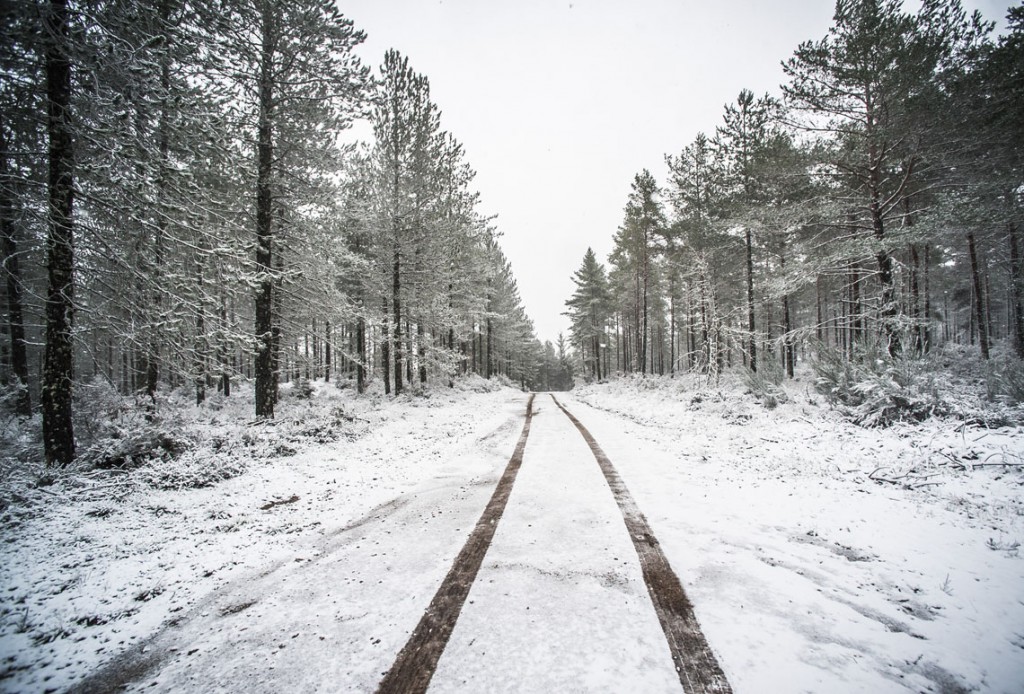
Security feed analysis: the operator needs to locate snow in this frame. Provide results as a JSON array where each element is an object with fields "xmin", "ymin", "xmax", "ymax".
[
  {"xmin": 430, "ymin": 396, "xmax": 679, "ymax": 693},
  {"xmin": 566, "ymin": 375, "xmax": 1024, "ymax": 693},
  {"xmin": 1, "ymin": 373, "xmax": 1022, "ymax": 693}
]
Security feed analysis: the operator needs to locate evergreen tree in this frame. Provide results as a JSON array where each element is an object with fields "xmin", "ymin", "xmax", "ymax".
[
  {"xmin": 782, "ymin": 0, "xmax": 953, "ymax": 356},
  {"xmin": 565, "ymin": 248, "xmax": 610, "ymax": 381},
  {"xmin": 714, "ymin": 89, "xmax": 781, "ymax": 372}
]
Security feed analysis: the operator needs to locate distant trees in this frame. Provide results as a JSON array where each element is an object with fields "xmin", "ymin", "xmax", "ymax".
[
  {"xmin": 1, "ymin": 3, "xmax": 542, "ymax": 464},
  {"xmin": 606, "ymin": 171, "xmax": 667, "ymax": 376},
  {"xmin": 569, "ymin": 0, "xmax": 1022, "ymax": 384}
]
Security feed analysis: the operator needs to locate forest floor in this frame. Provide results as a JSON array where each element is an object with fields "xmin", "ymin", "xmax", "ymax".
[{"xmin": 0, "ymin": 371, "xmax": 1023, "ymax": 693}]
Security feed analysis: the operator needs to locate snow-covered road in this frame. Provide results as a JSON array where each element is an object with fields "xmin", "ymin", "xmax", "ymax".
[
  {"xmin": 429, "ymin": 395, "xmax": 684, "ymax": 693},
  {"xmin": 3, "ymin": 380, "xmax": 1023, "ymax": 693}
]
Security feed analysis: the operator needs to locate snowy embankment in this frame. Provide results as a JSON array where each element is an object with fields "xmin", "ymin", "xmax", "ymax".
[
  {"xmin": 566, "ymin": 375, "xmax": 1024, "ymax": 693},
  {"xmin": 0, "ymin": 380, "xmax": 527, "ymax": 693}
]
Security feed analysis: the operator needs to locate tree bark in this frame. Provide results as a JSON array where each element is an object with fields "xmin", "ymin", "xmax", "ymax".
[
  {"xmin": 392, "ymin": 249, "xmax": 403, "ymax": 394},
  {"xmin": 219, "ymin": 292, "xmax": 230, "ymax": 396},
  {"xmin": 253, "ymin": 4, "xmax": 276, "ymax": 418},
  {"xmin": 42, "ymin": 0, "xmax": 76, "ymax": 465},
  {"xmin": 0, "ymin": 117, "xmax": 31, "ymax": 417},
  {"xmin": 357, "ymin": 316, "xmax": 366, "ymax": 393},
  {"xmin": 641, "ymin": 232, "xmax": 649, "ymax": 376},
  {"xmin": 1009, "ymin": 223, "xmax": 1024, "ymax": 360},
  {"xmin": 195, "ymin": 288, "xmax": 206, "ymax": 405},
  {"xmin": 486, "ymin": 294, "xmax": 493, "ymax": 379},
  {"xmin": 923, "ymin": 244, "xmax": 931, "ymax": 353},
  {"xmin": 324, "ymin": 320, "xmax": 331, "ymax": 383},
  {"xmin": 910, "ymin": 244, "xmax": 922, "ymax": 355},
  {"xmin": 967, "ymin": 231, "xmax": 990, "ymax": 360},
  {"xmin": 417, "ymin": 320, "xmax": 426, "ymax": 385},
  {"xmin": 382, "ymin": 296, "xmax": 391, "ymax": 394},
  {"xmin": 745, "ymin": 227, "xmax": 757, "ymax": 372},
  {"xmin": 147, "ymin": 0, "xmax": 172, "ymax": 399}
]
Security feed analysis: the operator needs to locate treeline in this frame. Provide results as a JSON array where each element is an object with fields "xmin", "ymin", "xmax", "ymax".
[
  {"xmin": 1, "ymin": 0, "xmax": 544, "ymax": 466},
  {"xmin": 566, "ymin": 0, "xmax": 1023, "ymax": 385}
]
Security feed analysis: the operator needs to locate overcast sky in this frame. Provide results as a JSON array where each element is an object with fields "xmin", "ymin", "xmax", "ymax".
[{"xmin": 341, "ymin": 0, "xmax": 1012, "ymax": 345}]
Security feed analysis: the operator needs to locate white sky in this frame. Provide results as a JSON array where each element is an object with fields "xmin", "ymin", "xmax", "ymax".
[{"xmin": 340, "ymin": 0, "xmax": 1012, "ymax": 345}]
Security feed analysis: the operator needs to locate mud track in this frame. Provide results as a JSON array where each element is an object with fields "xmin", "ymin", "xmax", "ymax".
[
  {"xmin": 550, "ymin": 394, "xmax": 731, "ymax": 693},
  {"xmin": 375, "ymin": 393, "xmax": 536, "ymax": 694},
  {"xmin": 378, "ymin": 393, "xmax": 730, "ymax": 693}
]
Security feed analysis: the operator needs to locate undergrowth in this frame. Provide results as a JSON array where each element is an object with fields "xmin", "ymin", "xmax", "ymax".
[
  {"xmin": 742, "ymin": 359, "xmax": 789, "ymax": 409},
  {"xmin": 812, "ymin": 344, "xmax": 948, "ymax": 426},
  {"xmin": 813, "ymin": 342, "xmax": 1024, "ymax": 427}
]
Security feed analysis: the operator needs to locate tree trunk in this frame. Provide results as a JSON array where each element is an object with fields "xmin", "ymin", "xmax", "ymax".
[
  {"xmin": 0, "ymin": 118, "xmax": 31, "ymax": 417},
  {"xmin": 641, "ymin": 241, "xmax": 649, "ymax": 376},
  {"xmin": 404, "ymin": 316, "xmax": 413, "ymax": 385},
  {"xmin": 815, "ymin": 276, "xmax": 824, "ymax": 344},
  {"xmin": 923, "ymin": 244, "xmax": 932, "ymax": 352},
  {"xmin": 669, "ymin": 277, "xmax": 676, "ymax": 376},
  {"xmin": 253, "ymin": 5, "xmax": 276, "ymax": 418},
  {"xmin": 910, "ymin": 244, "xmax": 922, "ymax": 355},
  {"xmin": 324, "ymin": 320, "xmax": 332, "ymax": 383},
  {"xmin": 42, "ymin": 0, "xmax": 76, "ymax": 465},
  {"xmin": 195, "ymin": 297, "xmax": 206, "ymax": 405},
  {"xmin": 968, "ymin": 231, "xmax": 990, "ymax": 360},
  {"xmin": 382, "ymin": 296, "xmax": 391, "ymax": 395},
  {"xmin": 1009, "ymin": 223, "xmax": 1024, "ymax": 360},
  {"xmin": 392, "ymin": 249, "xmax": 402, "ymax": 394},
  {"xmin": 745, "ymin": 227, "xmax": 756, "ymax": 372},
  {"xmin": 849, "ymin": 263, "xmax": 862, "ymax": 359},
  {"xmin": 147, "ymin": 0, "xmax": 172, "ymax": 400},
  {"xmin": 357, "ymin": 315, "xmax": 366, "ymax": 393},
  {"xmin": 418, "ymin": 320, "xmax": 426, "ymax": 385},
  {"xmin": 218, "ymin": 292, "xmax": 230, "ymax": 396},
  {"xmin": 271, "ymin": 254, "xmax": 282, "ymax": 405},
  {"xmin": 486, "ymin": 303, "xmax": 493, "ymax": 379}
]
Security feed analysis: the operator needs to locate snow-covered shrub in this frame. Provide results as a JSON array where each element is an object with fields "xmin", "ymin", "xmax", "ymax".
[
  {"xmin": 985, "ymin": 351, "xmax": 1024, "ymax": 405},
  {"xmin": 74, "ymin": 378, "xmax": 191, "ymax": 470},
  {"xmin": 291, "ymin": 377, "xmax": 315, "ymax": 399},
  {"xmin": 812, "ymin": 344, "xmax": 947, "ymax": 427},
  {"xmin": 453, "ymin": 374, "xmax": 505, "ymax": 393},
  {"xmin": 138, "ymin": 449, "xmax": 248, "ymax": 491},
  {"xmin": 742, "ymin": 360, "xmax": 788, "ymax": 409}
]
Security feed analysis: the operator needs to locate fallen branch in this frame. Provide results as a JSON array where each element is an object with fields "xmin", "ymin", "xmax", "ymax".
[
  {"xmin": 868, "ymin": 467, "xmax": 905, "ymax": 485},
  {"xmin": 260, "ymin": 494, "xmax": 299, "ymax": 511},
  {"xmin": 936, "ymin": 451, "xmax": 966, "ymax": 471}
]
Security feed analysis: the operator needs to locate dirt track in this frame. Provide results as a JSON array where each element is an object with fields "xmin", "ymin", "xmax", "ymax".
[{"xmin": 376, "ymin": 393, "xmax": 730, "ymax": 693}]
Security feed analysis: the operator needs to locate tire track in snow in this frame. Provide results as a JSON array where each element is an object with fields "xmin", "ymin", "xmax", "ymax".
[
  {"xmin": 375, "ymin": 393, "xmax": 535, "ymax": 694},
  {"xmin": 551, "ymin": 394, "xmax": 732, "ymax": 694}
]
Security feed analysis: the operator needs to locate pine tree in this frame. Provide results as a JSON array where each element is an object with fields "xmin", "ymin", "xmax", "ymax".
[
  {"xmin": 565, "ymin": 248, "xmax": 610, "ymax": 381},
  {"xmin": 666, "ymin": 133, "xmax": 725, "ymax": 375},
  {"xmin": 209, "ymin": 0, "xmax": 368, "ymax": 417},
  {"xmin": 715, "ymin": 89, "xmax": 781, "ymax": 372},
  {"xmin": 782, "ymin": 0, "xmax": 942, "ymax": 356}
]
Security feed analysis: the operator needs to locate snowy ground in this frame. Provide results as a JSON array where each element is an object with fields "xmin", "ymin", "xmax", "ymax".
[
  {"xmin": 567, "ymin": 376, "xmax": 1024, "ymax": 693},
  {"xmin": 1, "ymin": 374, "xmax": 1022, "ymax": 693}
]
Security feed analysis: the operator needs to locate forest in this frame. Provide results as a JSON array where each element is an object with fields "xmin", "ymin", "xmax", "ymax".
[
  {"xmin": 1, "ymin": 0, "xmax": 565, "ymax": 468},
  {"xmin": 564, "ymin": 1, "xmax": 1024, "ymax": 425},
  {"xmin": 1, "ymin": 0, "xmax": 1022, "ymax": 470}
]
